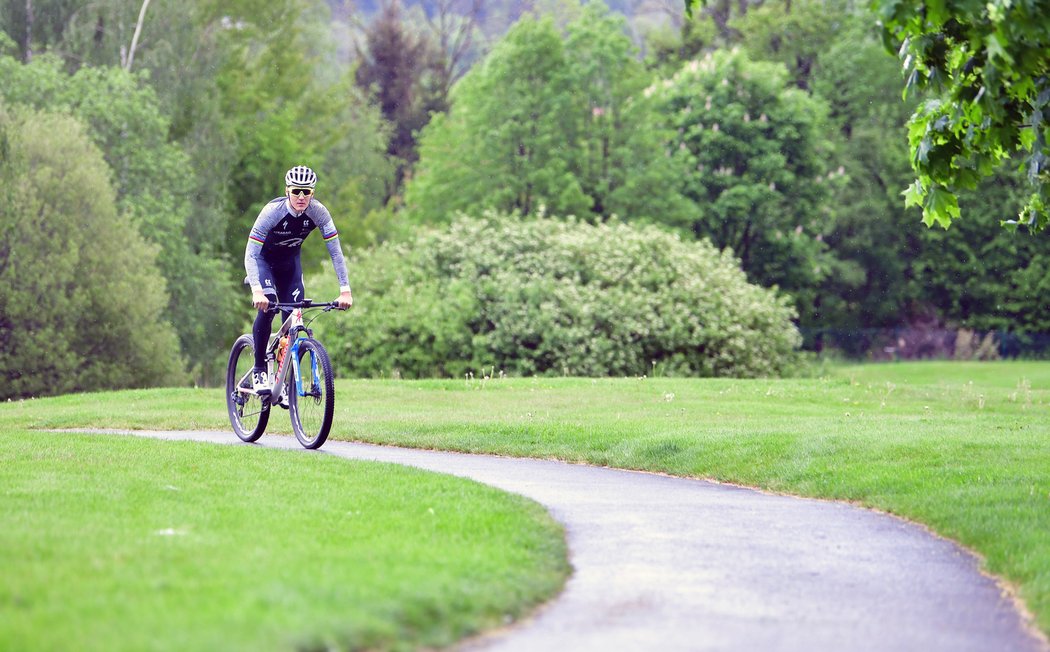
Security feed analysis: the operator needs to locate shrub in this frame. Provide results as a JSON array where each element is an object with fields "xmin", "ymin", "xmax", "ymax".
[{"xmin": 319, "ymin": 214, "xmax": 802, "ymax": 378}]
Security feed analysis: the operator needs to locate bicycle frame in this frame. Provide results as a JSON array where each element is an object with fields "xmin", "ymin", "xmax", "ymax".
[
  {"xmin": 267, "ymin": 308, "xmax": 321, "ymax": 405},
  {"xmin": 233, "ymin": 301, "xmax": 335, "ymax": 405}
]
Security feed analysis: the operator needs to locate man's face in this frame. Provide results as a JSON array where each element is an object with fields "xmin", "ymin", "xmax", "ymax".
[{"xmin": 287, "ymin": 186, "xmax": 313, "ymax": 211}]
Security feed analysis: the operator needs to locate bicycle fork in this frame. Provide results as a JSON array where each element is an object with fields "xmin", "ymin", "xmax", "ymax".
[
  {"xmin": 291, "ymin": 339, "xmax": 322, "ymax": 399},
  {"xmin": 269, "ymin": 337, "xmax": 321, "ymax": 403}
]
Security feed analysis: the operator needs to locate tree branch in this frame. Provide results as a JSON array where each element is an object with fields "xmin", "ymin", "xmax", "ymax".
[{"xmin": 125, "ymin": 0, "xmax": 151, "ymax": 72}]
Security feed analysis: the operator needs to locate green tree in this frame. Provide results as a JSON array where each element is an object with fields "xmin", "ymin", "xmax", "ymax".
[
  {"xmin": 728, "ymin": 0, "xmax": 856, "ymax": 90},
  {"xmin": 1, "ymin": 0, "xmax": 404, "ymax": 379},
  {"xmin": 916, "ymin": 165, "xmax": 1050, "ymax": 336},
  {"xmin": 649, "ymin": 47, "xmax": 840, "ymax": 327},
  {"xmin": 808, "ymin": 15, "xmax": 923, "ymax": 331},
  {"xmin": 406, "ymin": 6, "xmax": 693, "ymax": 228},
  {"xmin": 406, "ymin": 14, "xmax": 590, "ymax": 220},
  {"xmin": 217, "ymin": 1, "xmax": 396, "ymax": 260},
  {"xmin": 872, "ymin": 0, "xmax": 1050, "ymax": 230},
  {"xmin": 0, "ymin": 53, "xmax": 242, "ymax": 382},
  {"xmin": 563, "ymin": 1, "xmax": 697, "ymax": 227},
  {"xmin": 0, "ymin": 103, "xmax": 186, "ymax": 399}
]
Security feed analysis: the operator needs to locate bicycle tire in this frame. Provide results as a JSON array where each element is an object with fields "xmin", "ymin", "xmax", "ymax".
[
  {"xmin": 288, "ymin": 338, "xmax": 335, "ymax": 449},
  {"xmin": 226, "ymin": 334, "xmax": 269, "ymax": 442}
]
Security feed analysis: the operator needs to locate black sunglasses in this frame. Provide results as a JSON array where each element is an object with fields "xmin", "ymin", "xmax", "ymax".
[{"xmin": 289, "ymin": 187, "xmax": 313, "ymax": 197}]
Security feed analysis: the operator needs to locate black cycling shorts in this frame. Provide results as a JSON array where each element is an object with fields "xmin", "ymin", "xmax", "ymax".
[{"xmin": 255, "ymin": 255, "xmax": 306, "ymax": 304}]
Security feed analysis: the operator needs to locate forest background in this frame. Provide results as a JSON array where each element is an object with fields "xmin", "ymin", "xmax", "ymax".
[{"xmin": 1, "ymin": 0, "xmax": 1048, "ymax": 399}]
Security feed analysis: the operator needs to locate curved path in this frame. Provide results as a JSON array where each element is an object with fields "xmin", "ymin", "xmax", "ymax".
[{"xmin": 81, "ymin": 429, "xmax": 1046, "ymax": 652}]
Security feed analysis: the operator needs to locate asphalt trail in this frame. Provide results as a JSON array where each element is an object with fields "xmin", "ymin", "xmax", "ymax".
[{"xmin": 74, "ymin": 429, "xmax": 1047, "ymax": 652}]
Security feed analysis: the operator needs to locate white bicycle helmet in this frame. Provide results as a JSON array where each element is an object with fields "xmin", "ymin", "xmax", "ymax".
[{"xmin": 285, "ymin": 165, "xmax": 317, "ymax": 188}]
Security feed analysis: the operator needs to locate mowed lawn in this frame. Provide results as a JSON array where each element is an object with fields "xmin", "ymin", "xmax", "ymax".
[
  {"xmin": 0, "ymin": 434, "xmax": 568, "ymax": 651},
  {"xmin": 3, "ymin": 360, "xmax": 1049, "ymax": 644}
]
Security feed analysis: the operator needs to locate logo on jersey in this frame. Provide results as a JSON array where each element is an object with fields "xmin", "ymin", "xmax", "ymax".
[
  {"xmin": 292, "ymin": 288, "xmax": 301, "ymax": 300},
  {"xmin": 274, "ymin": 237, "xmax": 304, "ymax": 247}
]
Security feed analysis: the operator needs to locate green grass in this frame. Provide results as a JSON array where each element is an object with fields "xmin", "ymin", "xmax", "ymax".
[
  {"xmin": 3, "ymin": 360, "xmax": 1050, "ymax": 642},
  {"xmin": 0, "ymin": 432, "xmax": 568, "ymax": 652}
]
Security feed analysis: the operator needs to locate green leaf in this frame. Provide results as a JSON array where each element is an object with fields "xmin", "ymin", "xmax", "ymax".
[
  {"xmin": 925, "ymin": 0, "xmax": 949, "ymax": 27},
  {"xmin": 985, "ymin": 33, "xmax": 1013, "ymax": 65},
  {"xmin": 924, "ymin": 186, "xmax": 961, "ymax": 228},
  {"xmin": 903, "ymin": 179, "xmax": 925, "ymax": 208},
  {"xmin": 916, "ymin": 136, "xmax": 933, "ymax": 163}
]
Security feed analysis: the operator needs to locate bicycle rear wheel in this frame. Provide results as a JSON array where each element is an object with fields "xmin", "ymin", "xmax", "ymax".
[
  {"xmin": 226, "ymin": 334, "xmax": 269, "ymax": 442},
  {"xmin": 288, "ymin": 338, "xmax": 334, "ymax": 449}
]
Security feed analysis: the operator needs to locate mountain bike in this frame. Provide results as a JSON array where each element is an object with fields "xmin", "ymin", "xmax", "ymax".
[{"xmin": 226, "ymin": 300, "xmax": 342, "ymax": 449}]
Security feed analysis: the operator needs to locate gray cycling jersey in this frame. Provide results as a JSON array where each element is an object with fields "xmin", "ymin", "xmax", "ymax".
[{"xmin": 244, "ymin": 197, "xmax": 350, "ymax": 291}]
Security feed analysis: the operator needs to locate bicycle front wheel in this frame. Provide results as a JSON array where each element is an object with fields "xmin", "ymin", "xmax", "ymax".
[
  {"xmin": 288, "ymin": 338, "xmax": 334, "ymax": 449},
  {"xmin": 226, "ymin": 334, "xmax": 269, "ymax": 442}
]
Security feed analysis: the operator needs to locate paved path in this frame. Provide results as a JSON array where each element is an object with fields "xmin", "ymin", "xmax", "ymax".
[{"xmin": 77, "ymin": 429, "xmax": 1046, "ymax": 652}]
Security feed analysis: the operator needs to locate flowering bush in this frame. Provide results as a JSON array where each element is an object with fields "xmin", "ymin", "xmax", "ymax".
[{"xmin": 321, "ymin": 214, "xmax": 802, "ymax": 378}]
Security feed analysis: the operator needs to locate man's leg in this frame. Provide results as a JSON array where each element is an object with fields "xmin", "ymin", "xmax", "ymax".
[
  {"xmin": 250, "ymin": 260, "xmax": 279, "ymax": 394},
  {"xmin": 252, "ymin": 301, "xmax": 278, "ymax": 372}
]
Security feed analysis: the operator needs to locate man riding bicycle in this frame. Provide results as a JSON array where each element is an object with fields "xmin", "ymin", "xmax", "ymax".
[{"xmin": 244, "ymin": 165, "xmax": 353, "ymax": 394}]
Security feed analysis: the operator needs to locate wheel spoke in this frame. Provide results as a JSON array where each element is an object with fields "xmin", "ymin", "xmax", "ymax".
[
  {"xmin": 289, "ymin": 339, "xmax": 334, "ymax": 449},
  {"xmin": 226, "ymin": 335, "xmax": 269, "ymax": 442}
]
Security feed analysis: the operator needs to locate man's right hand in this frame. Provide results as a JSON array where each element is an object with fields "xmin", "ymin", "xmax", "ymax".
[{"xmin": 252, "ymin": 289, "xmax": 270, "ymax": 311}]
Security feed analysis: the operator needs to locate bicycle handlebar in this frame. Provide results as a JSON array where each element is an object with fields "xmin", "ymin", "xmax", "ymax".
[{"xmin": 265, "ymin": 300, "xmax": 346, "ymax": 312}]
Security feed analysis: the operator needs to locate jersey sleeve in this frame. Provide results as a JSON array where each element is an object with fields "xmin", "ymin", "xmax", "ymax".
[
  {"xmin": 311, "ymin": 202, "xmax": 351, "ymax": 292},
  {"xmin": 243, "ymin": 199, "xmax": 283, "ymax": 291}
]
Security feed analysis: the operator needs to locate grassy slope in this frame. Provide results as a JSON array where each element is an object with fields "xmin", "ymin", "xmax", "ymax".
[
  {"xmin": 0, "ymin": 432, "xmax": 568, "ymax": 651},
  {"xmin": 2, "ymin": 360, "xmax": 1048, "ymax": 640}
]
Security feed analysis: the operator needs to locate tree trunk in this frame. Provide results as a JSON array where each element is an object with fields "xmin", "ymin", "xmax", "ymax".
[
  {"xmin": 125, "ymin": 0, "xmax": 152, "ymax": 71},
  {"xmin": 23, "ymin": 0, "xmax": 33, "ymax": 62}
]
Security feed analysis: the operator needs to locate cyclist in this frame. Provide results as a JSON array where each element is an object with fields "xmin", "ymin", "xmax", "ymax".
[{"xmin": 244, "ymin": 165, "xmax": 353, "ymax": 395}]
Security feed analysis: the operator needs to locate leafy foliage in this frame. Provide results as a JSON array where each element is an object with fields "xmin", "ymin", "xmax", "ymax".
[
  {"xmin": 727, "ymin": 0, "xmax": 854, "ymax": 90},
  {"xmin": 317, "ymin": 214, "xmax": 802, "ymax": 379},
  {"xmin": 808, "ymin": 16, "xmax": 923, "ymax": 330},
  {"xmin": 405, "ymin": 4, "xmax": 694, "ymax": 228},
  {"xmin": 872, "ymin": 0, "xmax": 1050, "ymax": 230},
  {"xmin": 648, "ymin": 47, "xmax": 840, "ymax": 327},
  {"xmin": 0, "ymin": 104, "xmax": 186, "ymax": 399},
  {"xmin": 917, "ymin": 165, "xmax": 1050, "ymax": 334},
  {"xmin": 354, "ymin": 2, "xmax": 439, "ymax": 171},
  {"xmin": 0, "ymin": 54, "xmax": 242, "ymax": 382}
]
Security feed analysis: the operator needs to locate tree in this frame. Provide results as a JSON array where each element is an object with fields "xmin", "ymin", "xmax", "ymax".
[
  {"xmin": 354, "ymin": 1, "xmax": 435, "ymax": 183},
  {"xmin": 355, "ymin": 2, "xmax": 427, "ymax": 158},
  {"xmin": 871, "ymin": 0, "xmax": 1050, "ymax": 231},
  {"xmin": 406, "ymin": 14, "xmax": 588, "ymax": 219},
  {"xmin": 728, "ymin": 0, "xmax": 855, "ymax": 90},
  {"xmin": 419, "ymin": 0, "xmax": 484, "ymax": 110},
  {"xmin": 0, "ymin": 103, "xmax": 186, "ymax": 399},
  {"xmin": 915, "ymin": 165, "xmax": 1050, "ymax": 335},
  {"xmin": 406, "ymin": 6, "xmax": 694, "ymax": 228},
  {"xmin": 808, "ymin": 18, "xmax": 923, "ymax": 332},
  {"xmin": 563, "ymin": 1, "xmax": 697, "ymax": 226},
  {"xmin": 648, "ymin": 48, "xmax": 840, "ymax": 327},
  {"xmin": 0, "ymin": 53, "xmax": 243, "ymax": 382},
  {"xmin": 217, "ymin": 0, "xmax": 398, "ymax": 246}
]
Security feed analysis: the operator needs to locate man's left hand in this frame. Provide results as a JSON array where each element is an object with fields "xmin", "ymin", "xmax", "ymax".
[{"xmin": 337, "ymin": 290, "xmax": 353, "ymax": 310}]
